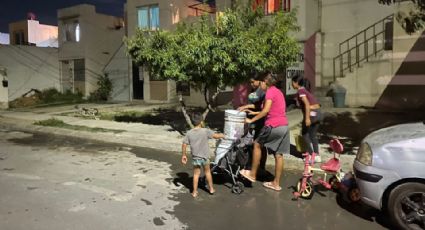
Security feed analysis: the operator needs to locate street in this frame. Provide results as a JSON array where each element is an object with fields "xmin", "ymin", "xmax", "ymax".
[{"xmin": 0, "ymin": 127, "xmax": 392, "ymax": 230}]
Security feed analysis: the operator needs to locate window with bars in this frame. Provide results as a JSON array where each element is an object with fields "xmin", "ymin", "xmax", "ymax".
[{"xmin": 137, "ymin": 5, "xmax": 160, "ymax": 30}]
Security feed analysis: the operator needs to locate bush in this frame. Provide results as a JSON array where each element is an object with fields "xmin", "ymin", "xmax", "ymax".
[
  {"xmin": 39, "ymin": 88, "xmax": 84, "ymax": 104},
  {"xmin": 89, "ymin": 74, "xmax": 112, "ymax": 102}
]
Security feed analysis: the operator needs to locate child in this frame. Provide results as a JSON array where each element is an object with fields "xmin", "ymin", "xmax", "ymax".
[
  {"xmin": 181, "ymin": 113, "xmax": 225, "ymax": 198},
  {"xmin": 291, "ymin": 75, "xmax": 322, "ymax": 163}
]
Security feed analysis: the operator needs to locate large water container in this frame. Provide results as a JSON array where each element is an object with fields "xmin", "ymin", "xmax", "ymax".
[{"xmin": 224, "ymin": 110, "xmax": 246, "ymax": 140}]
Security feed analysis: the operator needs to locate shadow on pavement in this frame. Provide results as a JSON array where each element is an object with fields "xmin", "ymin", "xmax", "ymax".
[
  {"xmin": 319, "ymin": 109, "xmax": 425, "ymax": 154},
  {"xmin": 335, "ymin": 195, "xmax": 394, "ymax": 229},
  {"xmin": 114, "ymin": 108, "xmax": 225, "ymax": 135}
]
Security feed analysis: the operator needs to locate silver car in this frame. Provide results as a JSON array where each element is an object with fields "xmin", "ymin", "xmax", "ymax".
[{"xmin": 353, "ymin": 122, "xmax": 425, "ymax": 230}]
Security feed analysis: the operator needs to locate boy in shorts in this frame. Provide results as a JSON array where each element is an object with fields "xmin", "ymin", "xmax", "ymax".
[{"xmin": 181, "ymin": 113, "xmax": 225, "ymax": 198}]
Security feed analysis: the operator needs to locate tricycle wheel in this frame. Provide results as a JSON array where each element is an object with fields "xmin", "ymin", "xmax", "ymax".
[
  {"xmin": 328, "ymin": 176, "xmax": 339, "ymax": 191},
  {"xmin": 296, "ymin": 178, "xmax": 314, "ymax": 199}
]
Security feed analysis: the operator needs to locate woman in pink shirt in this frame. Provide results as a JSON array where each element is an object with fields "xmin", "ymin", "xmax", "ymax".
[{"xmin": 240, "ymin": 72, "xmax": 290, "ymax": 191}]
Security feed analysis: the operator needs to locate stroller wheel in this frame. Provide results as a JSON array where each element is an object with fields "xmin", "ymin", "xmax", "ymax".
[
  {"xmin": 296, "ymin": 179, "xmax": 314, "ymax": 199},
  {"xmin": 232, "ymin": 182, "xmax": 244, "ymax": 194}
]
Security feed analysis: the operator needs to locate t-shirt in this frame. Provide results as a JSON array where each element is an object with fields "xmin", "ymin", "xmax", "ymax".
[
  {"xmin": 264, "ymin": 86, "xmax": 288, "ymax": 127},
  {"xmin": 297, "ymin": 87, "xmax": 319, "ymax": 105},
  {"xmin": 182, "ymin": 128, "xmax": 214, "ymax": 159}
]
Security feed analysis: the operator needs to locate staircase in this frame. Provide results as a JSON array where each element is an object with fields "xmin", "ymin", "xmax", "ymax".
[
  {"xmin": 333, "ymin": 14, "xmax": 394, "ymax": 80},
  {"xmin": 327, "ymin": 15, "xmax": 395, "ymax": 107}
]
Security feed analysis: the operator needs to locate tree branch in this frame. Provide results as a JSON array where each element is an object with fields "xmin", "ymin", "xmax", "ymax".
[{"xmin": 179, "ymin": 94, "xmax": 194, "ymax": 128}]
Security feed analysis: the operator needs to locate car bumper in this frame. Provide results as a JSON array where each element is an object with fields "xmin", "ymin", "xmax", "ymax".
[{"xmin": 353, "ymin": 160, "xmax": 401, "ymax": 210}]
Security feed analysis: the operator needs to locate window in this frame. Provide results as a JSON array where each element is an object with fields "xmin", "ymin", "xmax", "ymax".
[
  {"xmin": 14, "ymin": 31, "xmax": 25, "ymax": 45},
  {"xmin": 253, "ymin": 0, "xmax": 291, "ymax": 14},
  {"xmin": 138, "ymin": 5, "xmax": 159, "ymax": 30},
  {"xmin": 62, "ymin": 21, "xmax": 80, "ymax": 42},
  {"xmin": 73, "ymin": 59, "xmax": 85, "ymax": 81}
]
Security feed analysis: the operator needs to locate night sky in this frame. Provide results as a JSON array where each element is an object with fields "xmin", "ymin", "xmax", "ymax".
[{"xmin": 0, "ymin": 0, "xmax": 126, "ymax": 33}]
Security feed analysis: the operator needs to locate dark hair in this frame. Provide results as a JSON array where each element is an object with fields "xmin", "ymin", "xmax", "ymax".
[
  {"xmin": 291, "ymin": 75, "xmax": 311, "ymax": 92},
  {"xmin": 252, "ymin": 71, "xmax": 261, "ymax": 81},
  {"xmin": 191, "ymin": 112, "xmax": 203, "ymax": 126},
  {"xmin": 257, "ymin": 71, "xmax": 277, "ymax": 86}
]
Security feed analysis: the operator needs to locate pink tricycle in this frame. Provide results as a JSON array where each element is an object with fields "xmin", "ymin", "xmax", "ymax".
[{"xmin": 293, "ymin": 139, "xmax": 360, "ymax": 202}]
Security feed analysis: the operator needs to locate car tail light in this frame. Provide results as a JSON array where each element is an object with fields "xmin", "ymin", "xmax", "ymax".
[{"xmin": 356, "ymin": 142, "xmax": 373, "ymax": 166}]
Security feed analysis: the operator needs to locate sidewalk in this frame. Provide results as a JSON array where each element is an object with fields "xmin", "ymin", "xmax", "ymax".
[{"xmin": 0, "ymin": 103, "xmax": 357, "ymax": 171}]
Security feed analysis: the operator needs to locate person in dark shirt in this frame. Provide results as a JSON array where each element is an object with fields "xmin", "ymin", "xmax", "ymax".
[{"xmin": 292, "ymin": 75, "xmax": 322, "ymax": 163}]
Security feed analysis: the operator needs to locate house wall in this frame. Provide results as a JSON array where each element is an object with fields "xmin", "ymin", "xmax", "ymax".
[
  {"xmin": 58, "ymin": 4, "xmax": 125, "ymax": 97},
  {"xmin": 103, "ymin": 44, "xmax": 131, "ymax": 101},
  {"xmin": 0, "ymin": 45, "xmax": 60, "ymax": 101},
  {"xmin": 9, "ymin": 20, "xmax": 58, "ymax": 47},
  {"xmin": 9, "ymin": 21, "xmax": 28, "ymax": 45},
  {"xmin": 320, "ymin": 0, "xmax": 394, "ymax": 85},
  {"xmin": 0, "ymin": 67, "xmax": 8, "ymax": 109},
  {"xmin": 0, "ymin": 33, "xmax": 10, "ymax": 45},
  {"xmin": 375, "ymin": 2, "xmax": 425, "ymax": 110},
  {"xmin": 126, "ymin": 0, "xmax": 194, "ymax": 103},
  {"xmin": 27, "ymin": 20, "xmax": 58, "ymax": 47}
]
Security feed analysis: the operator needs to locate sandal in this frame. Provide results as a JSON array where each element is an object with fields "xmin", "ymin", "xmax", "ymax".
[
  {"xmin": 263, "ymin": 182, "xmax": 282, "ymax": 191},
  {"xmin": 240, "ymin": 170, "xmax": 256, "ymax": 183}
]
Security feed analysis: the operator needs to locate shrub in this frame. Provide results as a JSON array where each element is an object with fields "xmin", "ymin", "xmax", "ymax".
[{"xmin": 89, "ymin": 74, "xmax": 112, "ymax": 102}]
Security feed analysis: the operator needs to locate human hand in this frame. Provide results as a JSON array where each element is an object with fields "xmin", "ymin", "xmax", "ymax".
[
  {"xmin": 305, "ymin": 118, "xmax": 311, "ymax": 127},
  {"xmin": 245, "ymin": 118, "xmax": 253, "ymax": 124},
  {"xmin": 237, "ymin": 105, "xmax": 247, "ymax": 111},
  {"xmin": 181, "ymin": 155, "xmax": 188, "ymax": 165}
]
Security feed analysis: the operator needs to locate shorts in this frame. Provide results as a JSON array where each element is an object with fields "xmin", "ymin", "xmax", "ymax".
[
  {"xmin": 192, "ymin": 158, "xmax": 210, "ymax": 166},
  {"xmin": 255, "ymin": 125, "xmax": 290, "ymax": 155}
]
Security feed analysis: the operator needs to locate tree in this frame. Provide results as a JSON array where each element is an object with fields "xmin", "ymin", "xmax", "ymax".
[
  {"xmin": 125, "ymin": 0, "xmax": 300, "ymax": 127},
  {"xmin": 379, "ymin": 0, "xmax": 425, "ymax": 33}
]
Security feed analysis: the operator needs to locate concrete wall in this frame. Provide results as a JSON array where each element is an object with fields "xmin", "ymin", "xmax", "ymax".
[
  {"xmin": 320, "ymin": 0, "xmax": 394, "ymax": 85},
  {"xmin": 9, "ymin": 20, "xmax": 58, "ymax": 47},
  {"xmin": 337, "ymin": 2, "xmax": 425, "ymax": 110},
  {"xmin": 0, "ymin": 33, "xmax": 10, "ymax": 45},
  {"xmin": 375, "ymin": 2, "xmax": 425, "ymax": 110},
  {"xmin": 104, "ymin": 43, "xmax": 131, "ymax": 101},
  {"xmin": 27, "ymin": 20, "xmax": 58, "ymax": 47},
  {"xmin": 58, "ymin": 4, "xmax": 125, "ymax": 97},
  {"xmin": 0, "ymin": 45, "xmax": 60, "ymax": 101},
  {"xmin": 0, "ymin": 67, "xmax": 8, "ymax": 109}
]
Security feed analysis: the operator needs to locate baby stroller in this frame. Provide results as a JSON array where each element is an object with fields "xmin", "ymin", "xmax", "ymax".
[{"xmin": 211, "ymin": 134, "xmax": 252, "ymax": 194}]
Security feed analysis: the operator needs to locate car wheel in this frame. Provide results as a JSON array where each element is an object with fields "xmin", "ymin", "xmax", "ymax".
[{"xmin": 388, "ymin": 182, "xmax": 425, "ymax": 230}]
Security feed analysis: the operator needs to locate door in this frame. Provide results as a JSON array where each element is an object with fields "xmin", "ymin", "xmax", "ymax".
[{"xmin": 132, "ymin": 62, "xmax": 144, "ymax": 99}]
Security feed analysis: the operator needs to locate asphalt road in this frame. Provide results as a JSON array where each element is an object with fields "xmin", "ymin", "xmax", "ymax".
[{"xmin": 0, "ymin": 128, "xmax": 394, "ymax": 230}]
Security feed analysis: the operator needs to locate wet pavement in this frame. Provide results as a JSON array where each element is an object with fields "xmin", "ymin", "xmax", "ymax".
[{"xmin": 0, "ymin": 128, "xmax": 394, "ymax": 229}]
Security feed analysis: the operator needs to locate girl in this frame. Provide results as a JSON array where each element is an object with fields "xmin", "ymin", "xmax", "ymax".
[{"xmin": 291, "ymin": 75, "xmax": 322, "ymax": 162}]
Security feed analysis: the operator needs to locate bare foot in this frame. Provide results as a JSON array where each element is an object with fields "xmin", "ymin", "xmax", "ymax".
[{"xmin": 191, "ymin": 191, "xmax": 198, "ymax": 198}]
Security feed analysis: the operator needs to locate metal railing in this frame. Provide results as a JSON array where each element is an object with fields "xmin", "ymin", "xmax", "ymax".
[{"xmin": 333, "ymin": 14, "xmax": 394, "ymax": 80}]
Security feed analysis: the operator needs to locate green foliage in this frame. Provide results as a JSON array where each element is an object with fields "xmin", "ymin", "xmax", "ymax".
[
  {"xmin": 125, "ymin": 1, "xmax": 300, "ymax": 92},
  {"xmin": 379, "ymin": 0, "xmax": 425, "ymax": 33},
  {"xmin": 89, "ymin": 74, "xmax": 113, "ymax": 101},
  {"xmin": 39, "ymin": 88, "xmax": 83, "ymax": 104}
]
